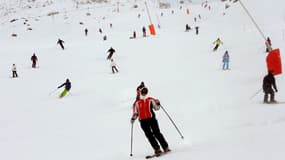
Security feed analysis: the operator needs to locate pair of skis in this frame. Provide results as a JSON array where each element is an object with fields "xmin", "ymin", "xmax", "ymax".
[{"xmin": 145, "ymin": 150, "xmax": 171, "ymax": 159}]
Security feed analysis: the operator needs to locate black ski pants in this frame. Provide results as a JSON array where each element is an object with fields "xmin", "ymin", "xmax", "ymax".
[
  {"xmin": 140, "ymin": 118, "xmax": 168, "ymax": 151},
  {"xmin": 264, "ymin": 88, "xmax": 275, "ymax": 102},
  {"xmin": 59, "ymin": 43, "xmax": 64, "ymax": 50},
  {"xmin": 12, "ymin": 71, "xmax": 18, "ymax": 78},
  {"xmin": 32, "ymin": 61, "xmax": 36, "ymax": 68},
  {"xmin": 112, "ymin": 66, "xmax": 119, "ymax": 73},
  {"xmin": 213, "ymin": 44, "xmax": 220, "ymax": 51}
]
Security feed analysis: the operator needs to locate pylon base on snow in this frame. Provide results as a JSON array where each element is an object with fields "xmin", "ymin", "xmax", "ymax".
[{"xmin": 148, "ymin": 24, "xmax": 156, "ymax": 36}]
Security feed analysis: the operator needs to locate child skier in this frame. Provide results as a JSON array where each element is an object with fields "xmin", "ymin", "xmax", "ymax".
[
  {"xmin": 131, "ymin": 87, "xmax": 170, "ymax": 156},
  {"xmin": 213, "ymin": 38, "xmax": 223, "ymax": 51},
  {"xmin": 222, "ymin": 50, "xmax": 230, "ymax": 70},
  {"xmin": 110, "ymin": 59, "xmax": 119, "ymax": 74},
  {"xmin": 12, "ymin": 64, "xmax": 18, "ymax": 78},
  {"xmin": 31, "ymin": 53, "xmax": 38, "ymax": 68},
  {"xmin": 57, "ymin": 79, "xmax": 71, "ymax": 98}
]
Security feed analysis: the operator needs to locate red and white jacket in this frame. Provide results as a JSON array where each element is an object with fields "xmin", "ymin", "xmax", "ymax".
[{"xmin": 132, "ymin": 96, "xmax": 160, "ymax": 120}]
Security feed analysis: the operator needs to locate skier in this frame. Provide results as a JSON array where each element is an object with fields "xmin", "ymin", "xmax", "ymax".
[
  {"xmin": 103, "ymin": 35, "xmax": 107, "ymax": 41},
  {"xmin": 142, "ymin": 26, "xmax": 146, "ymax": 37},
  {"xmin": 31, "ymin": 53, "xmax": 38, "ymax": 68},
  {"xmin": 84, "ymin": 28, "xmax": 88, "ymax": 36},
  {"xmin": 195, "ymin": 26, "xmax": 199, "ymax": 35},
  {"xmin": 110, "ymin": 59, "xmax": 119, "ymax": 74},
  {"xmin": 213, "ymin": 38, "xmax": 223, "ymax": 51},
  {"xmin": 222, "ymin": 50, "xmax": 229, "ymax": 70},
  {"xmin": 130, "ymin": 31, "xmax": 136, "ymax": 39},
  {"xmin": 106, "ymin": 47, "xmax": 116, "ymax": 60},
  {"xmin": 265, "ymin": 37, "xmax": 272, "ymax": 52},
  {"xmin": 130, "ymin": 87, "xmax": 170, "ymax": 156},
  {"xmin": 185, "ymin": 24, "xmax": 191, "ymax": 32},
  {"xmin": 57, "ymin": 38, "xmax": 65, "ymax": 50},
  {"xmin": 12, "ymin": 64, "xmax": 18, "ymax": 78},
  {"xmin": 57, "ymin": 78, "xmax": 71, "ymax": 98},
  {"xmin": 198, "ymin": 14, "xmax": 201, "ymax": 19},
  {"xmin": 99, "ymin": 28, "xmax": 103, "ymax": 34},
  {"xmin": 262, "ymin": 71, "xmax": 278, "ymax": 103}
]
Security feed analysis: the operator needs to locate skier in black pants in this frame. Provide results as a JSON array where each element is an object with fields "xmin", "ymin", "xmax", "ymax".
[
  {"xmin": 142, "ymin": 26, "xmax": 146, "ymax": 37},
  {"xmin": 195, "ymin": 26, "xmax": 199, "ymax": 35},
  {"xmin": 106, "ymin": 47, "xmax": 116, "ymax": 60},
  {"xmin": 31, "ymin": 53, "xmax": 38, "ymax": 68},
  {"xmin": 263, "ymin": 70, "xmax": 278, "ymax": 103},
  {"xmin": 12, "ymin": 64, "xmax": 18, "ymax": 78},
  {"xmin": 84, "ymin": 28, "xmax": 88, "ymax": 36},
  {"xmin": 131, "ymin": 87, "xmax": 170, "ymax": 156},
  {"xmin": 57, "ymin": 38, "xmax": 65, "ymax": 50}
]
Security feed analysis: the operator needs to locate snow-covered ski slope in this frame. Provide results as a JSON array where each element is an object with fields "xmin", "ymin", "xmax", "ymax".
[{"xmin": 0, "ymin": 0, "xmax": 285, "ymax": 160}]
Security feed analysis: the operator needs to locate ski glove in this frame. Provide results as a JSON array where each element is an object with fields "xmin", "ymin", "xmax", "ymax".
[
  {"xmin": 130, "ymin": 118, "xmax": 136, "ymax": 124},
  {"xmin": 155, "ymin": 99, "xmax": 161, "ymax": 106}
]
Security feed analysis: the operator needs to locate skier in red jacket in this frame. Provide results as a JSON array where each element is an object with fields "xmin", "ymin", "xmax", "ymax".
[{"xmin": 131, "ymin": 87, "xmax": 170, "ymax": 156}]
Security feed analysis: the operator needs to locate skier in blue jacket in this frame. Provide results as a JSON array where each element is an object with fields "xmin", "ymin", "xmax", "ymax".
[{"xmin": 222, "ymin": 50, "xmax": 229, "ymax": 70}]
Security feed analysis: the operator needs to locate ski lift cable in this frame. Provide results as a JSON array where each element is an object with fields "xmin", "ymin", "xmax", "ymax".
[{"xmin": 238, "ymin": 0, "xmax": 266, "ymax": 40}]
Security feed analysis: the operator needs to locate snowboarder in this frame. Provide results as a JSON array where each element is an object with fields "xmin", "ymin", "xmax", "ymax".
[
  {"xmin": 31, "ymin": 53, "xmax": 38, "ymax": 68},
  {"xmin": 110, "ymin": 59, "xmax": 119, "ymax": 74},
  {"xmin": 57, "ymin": 38, "xmax": 65, "ymax": 50},
  {"xmin": 265, "ymin": 37, "xmax": 272, "ymax": 52},
  {"xmin": 106, "ymin": 47, "xmax": 115, "ymax": 60},
  {"xmin": 57, "ymin": 78, "xmax": 71, "ymax": 98},
  {"xmin": 130, "ymin": 87, "xmax": 170, "ymax": 156},
  {"xmin": 222, "ymin": 50, "xmax": 229, "ymax": 70},
  {"xmin": 213, "ymin": 38, "xmax": 223, "ymax": 51},
  {"xmin": 12, "ymin": 64, "xmax": 18, "ymax": 78},
  {"xmin": 84, "ymin": 28, "xmax": 88, "ymax": 36},
  {"xmin": 185, "ymin": 24, "xmax": 191, "ymax": 32},
  {"xmin": 262, "ymin": 71, "xmax": 278, "ymax": 103},
  {"xmin": 142, "ymin": 26, "xmax": 146, "ymax": 37},
  {"xmin": 195, "ymin": 26, "xmax": 199, "ymax": 35}
]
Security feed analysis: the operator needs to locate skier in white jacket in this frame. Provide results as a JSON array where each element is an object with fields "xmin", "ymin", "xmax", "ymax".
[
  {"xmin": 12, "ymin": 64, "xmax": 18, "ymax": 78},
  {"xmin": 110, "ymin": 59, "xmax": 119, "ymax": 74}
]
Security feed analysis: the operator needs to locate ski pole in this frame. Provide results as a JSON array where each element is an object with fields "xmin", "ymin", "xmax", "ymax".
[
  {"xmin": 49, "ymin": 88, "xmax": 59, "ymax": 96},
  {"xmin": 249, "ymin": 88, "xmax": 262, "ymax": 100},
  {"xmin": 130, "ymin": 123, "xmax": 134, "ymax": 157},
  {"xmin": 160, "ymin": 105, "xmax": 184, "ymax": 139}
]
